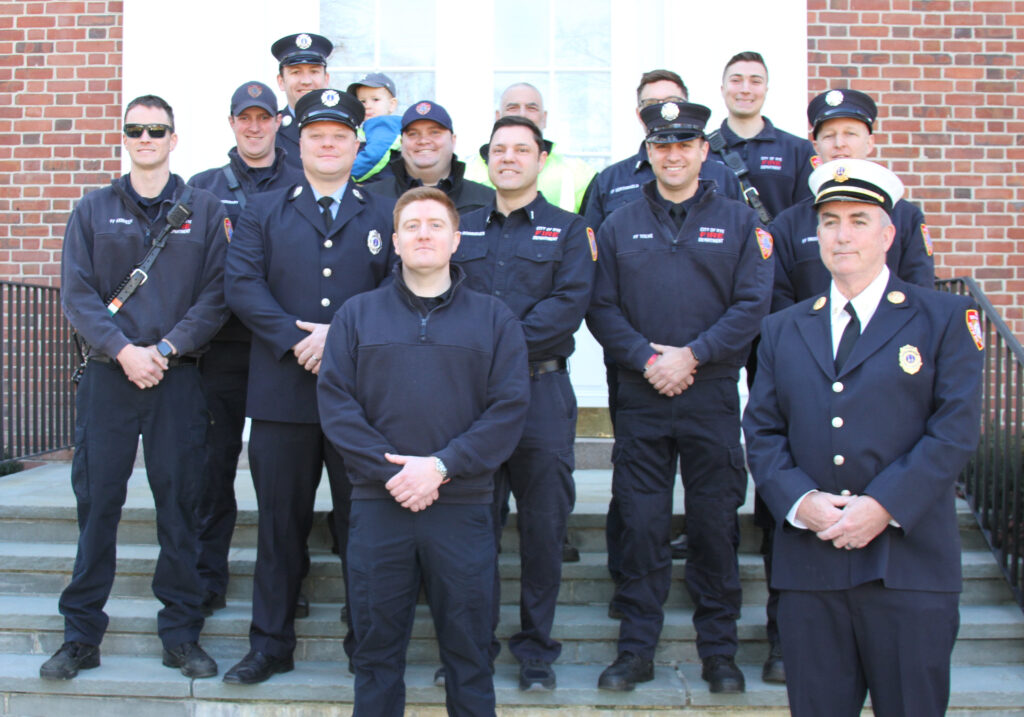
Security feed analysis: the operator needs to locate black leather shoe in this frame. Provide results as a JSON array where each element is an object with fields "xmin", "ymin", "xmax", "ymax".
[
  {"xmin": 433, "ymin": 666, "xmax": 446, "ymax": 687},
  {"xmin": 702, "ymin": 654, "xmax": 745, "ymax": 693},
  {"xmin": 608, "ymin": 602, "xmax": 624, "ymax": 620},
  {"xmin": 39, "ymin": 641, "xmax": 100, "ymax": 680},
  {"xmin": 597, "ymin": 652, "xmax": 653, "ymax": 691},
  {"xmin": 670, "ymin": 532, "xmax": 689, "ymax": 560},
  {"xmin": 200, "ymin": 591, "xmax": 226, "ymax": 617},
  {"xmin": 295, "ymin": 593, "xmax": 310, "ymax": 619},
  {"xmin": 223, "ymin": 650, "xmax": 294, "ymax": 685},
  {"xmin": 762, "ymin": 641, "xmax": 785, "ymax": 684},
  {"xmin": 519, "ymin": 659, "xmax": 556, "ymax": 691},
  {"xmin": 562, "ymin": 538, "xmax": 580, "ymax": 563},
  {"xmin": 163, "ymin": 641, "xmax": 217, "ymax": 678}
]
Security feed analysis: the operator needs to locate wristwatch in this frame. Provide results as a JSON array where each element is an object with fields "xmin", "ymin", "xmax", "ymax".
[
  {"xmin": 157, "ymin": 339, "xmax": 175, "ymax": 358},
  {"xmin": 433, "ymin": 456, "xmax": 449, "ymax": 482}
]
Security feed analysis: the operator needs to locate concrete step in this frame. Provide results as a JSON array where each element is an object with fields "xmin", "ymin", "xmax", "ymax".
[
  {"xmin": 0, "ymin": 652, "xmax": 1022, "ymax": 716},
  {"xmin": 0, "ymin": 541, "xmax": 1014, "ymax": 608},
  {"xmin": 2, "ymin": 595, "xmax": 1021, "ymax": 667}
]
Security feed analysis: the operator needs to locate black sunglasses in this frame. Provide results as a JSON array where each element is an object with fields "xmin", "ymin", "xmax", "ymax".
[{"xmin": 123, "ymin": 123, "xmax": 173, "ymax": 138}]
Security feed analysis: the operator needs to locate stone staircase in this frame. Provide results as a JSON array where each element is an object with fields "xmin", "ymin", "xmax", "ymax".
[{"xmin": 0, "ymin": 460, "xmax": 1023, "ymax": 716}]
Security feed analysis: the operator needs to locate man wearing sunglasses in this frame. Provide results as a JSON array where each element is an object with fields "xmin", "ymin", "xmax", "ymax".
[{"xmin": 44, "ymin": 94, "xmax": 230, "ymax": 681}]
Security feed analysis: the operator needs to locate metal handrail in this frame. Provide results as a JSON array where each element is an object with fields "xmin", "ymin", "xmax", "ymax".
[
  {"xmin": 936, "ymin": 277, "xmax": 1024, "ymax": 610},
  {"xmin": 1, "ymin": 280, "xmax": 76, "ymax": 463}
]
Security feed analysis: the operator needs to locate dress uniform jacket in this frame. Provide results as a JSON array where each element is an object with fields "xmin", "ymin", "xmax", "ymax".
[
  {"xmin": 275, "ymin": 107, "xmax": 302, "ymax": 170},
  {"xmin": 62, "ymin": 174, "xmax": 229, "ymax": 357},
  {"xmin": 770, "ymin": 197, "xmax": 934, "ymax": 311},
  {"xmin": 582, "ymin": 143, "xmax": 742, "ymax": 232},
  {"xmin": 587, "ymin": 179, "xmax": 773, "ymax": 381},
  {"xmin": 363, "ymin": 152, "xmax": 495, "ymax": 214},
  {"xmin": 710, "ymin": 118, "xmax": 816, "ymax": 219},
  {"xmin": 742, "ymin": 276, "xmax": 983, "ymax": 592},
  {"xmin": 224, "ymin": 179, "xmax": 395, "ymax": 423}
]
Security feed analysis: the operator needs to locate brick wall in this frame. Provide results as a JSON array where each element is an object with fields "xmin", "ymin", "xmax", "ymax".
[
  {"xmin": 808, "ymin": 0, "xmax": 1024, "ymax": 334},
  {"xmin": 0, "ymin": 1, "xmax": 122, "ymax": 285}
]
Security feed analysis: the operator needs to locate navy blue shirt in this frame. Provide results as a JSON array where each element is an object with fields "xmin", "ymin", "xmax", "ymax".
[
  {"xmin": 189, "ymin": 146, "xmax": 302, "ymax": 226},
  {"xmin": 318, "ymin": 265, "xmax": 529, "ymax": 504},
  {"xmin": 710, "ymin": 117, "xmax": 816, "ymax": 219},
  {"xmin": 61, "ymin": 174, "xmax": 229, "ymax": 359},
  {"xmin": 582, "ymin": 142, "xmax": 743, "ymax": 233},
  {"xmin": 363, "ymin": 153, "xmax": 495, "ymax": 214},
  {"xmin": 455, "ymin": 193, "xmax": 594, "ymax": 362},
  {"xmin": 587, "ymin": 179, "xmax": 773, "ymax": 382},
  {"xmin": 769, "ymin": 196, "xmax": 935, "ymax": 312}
]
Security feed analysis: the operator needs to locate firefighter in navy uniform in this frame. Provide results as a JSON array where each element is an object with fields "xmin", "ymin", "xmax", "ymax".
[
  {"xmin": 42, "ymin": 94, "xmax": 228, "ymax": 681},
  {"xmin": 454, "ymin": 116, "xmax": 594, "ymax": 692},
  {"xmin": 770, "ymin": 88, "xmax": 935, "ymax": 312},
  {"xmin": 587, "ymin": 101, "xmax": 773, "ymax": 694},
  {"xmin": 271, "ymin": 32, "xmax": 332, "ymax": 171},
  {"xmin": 222, "ymin": 88, "xmax": 395, "ymax": 684},
  {"xmin": 187, "ymin": 81, "xmax": 302, "ymax": 617}
]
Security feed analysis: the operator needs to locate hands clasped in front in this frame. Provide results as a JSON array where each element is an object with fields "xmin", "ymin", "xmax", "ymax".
[
  {"xmin": 643, "ymin": 342, "xmax": 698, "ymax": 397},
  {"xmin": 796, "ymin": 491, "xmax": 893, "ymax": 551},
  {"xmin": 384, "ymin": 453, "xmax": 444, "ymax": 512}
]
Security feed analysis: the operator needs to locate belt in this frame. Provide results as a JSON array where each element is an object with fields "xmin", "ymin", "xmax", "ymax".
[
  {"xmin": 528, "ymin": 358, "xmax": 566, "ymax": 377},
  {"xmin": 89, "ymin": 354, "xmax": 198, "ymax": 367}
]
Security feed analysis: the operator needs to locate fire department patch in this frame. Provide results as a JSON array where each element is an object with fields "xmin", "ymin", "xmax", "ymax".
[
  {"xmin": 966, "ymin": 309, "xmax": 984, "ymax": 351},
  {"xmin": 416, "ymin": 102, "xmax": 432, "ymax": 115},
  {"xmin": 223, "ymin": 217, "xmax": 233, "ymax": 243},
  {"xmin": 810, "ymin": 154, "xmax": 822, "ymax": 169},
  {"xmin": 247, "ymin": 84, "xmax": 263, "ymax": 98},
  {"xmin": 587, "ymin": 227, "xmax": 597, "ymax": 262},
  {"xmin": 921, "ymin": 224, "xmax": 933, "ymax": 257},
  {"xmin": 899, "ymin": 344, "xmax": 922, "ymax": 375},
  {"xmin": 755, "ymin": 227, "xmax": 773, "ymax": 260}
]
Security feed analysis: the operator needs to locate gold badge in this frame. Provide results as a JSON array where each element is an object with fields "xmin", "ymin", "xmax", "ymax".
[
  {"xmin": 661, "ymin": 102, "xmax": 680, "ymax": 121},
  {"xmin": 899, "ymin": 345, "xmax": 922, "ymax": 375},
  {"xmin": 887, "ymin": 291, "xmax": 905, "ymax": 304},
  {"xmin": 833, "ymin": 165, "xmax": 849, "ymax": 183},
  {"xmin": 813, "ymin": 296, "xmax": 827, "ymax": 311}
]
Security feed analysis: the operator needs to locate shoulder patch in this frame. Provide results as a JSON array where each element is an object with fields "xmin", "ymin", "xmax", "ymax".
[
  {"xmin": 755, "ymin": 227, "xmax": 773, "ymax": 259},
  {"xmin": 587, "ymin": 227, "xmax": 597, "ymax": 261},
  {"xmin": 223, "ymin": 217, "xmax": 232, "ymax": 243},
  {"xmin": 966, "ymin": 309, "xmax": 984, "ymax": 351},
  {"xmin": 921, "ymin": 223, "xmax": 933, "ymax": 257},
  {"xmin": 810, "ymin": 154, "xmax": 822, "ymax": 169}
]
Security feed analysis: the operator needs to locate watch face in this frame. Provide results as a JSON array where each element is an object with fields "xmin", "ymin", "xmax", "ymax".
[{"xmin": 158, "ymin": 341, "xmax": 173, "ymax": 357}]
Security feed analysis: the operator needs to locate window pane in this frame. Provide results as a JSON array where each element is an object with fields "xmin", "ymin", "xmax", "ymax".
[
  {"xmin": 493, "ymin": 71, "xmax": 549, "ymax": 112},
  {"xmin": 380, "ymin": 0, "xmax": 436, "ymax": 66},
  {"xmin": 388, "ymin": 72, "xmax": 436, "ymax": 112},
  {"xmin": 552, "ymin": 72, "xmax": 610, "ymax": 154},
  {"xmin": 494, "ymin": 0, "xmax": 549, "ymax": 67},
  {"xmin": 554, "ymin": 0, "xmax": 610, "ymax": 67},
  {"xmin": 321, "ymin": 0, "xmax": 374, "ymax": 67}
]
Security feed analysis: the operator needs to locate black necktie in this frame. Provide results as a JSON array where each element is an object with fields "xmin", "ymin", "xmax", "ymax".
[
  {"xmin": 834, "ymin": 301, "xmax": 860, "ymax": 373},
  {"xmin": 318, "ymin": 196, "xmax": 334, "ymax": 233}
]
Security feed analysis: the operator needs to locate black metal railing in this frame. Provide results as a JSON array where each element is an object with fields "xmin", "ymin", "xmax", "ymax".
[
  {"xmin": 1, "ymin": 280, "xmax": 76, "ymax": 463},
  {"xmin": 936, "ymin": 277, "xmax": 1024, "ymax": 610}
]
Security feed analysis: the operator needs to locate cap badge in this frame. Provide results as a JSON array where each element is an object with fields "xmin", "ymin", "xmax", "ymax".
[
  {"xmin": 899, "ymin": 345, "xmax": 922, "ymax": 375},
  {"xmin": 321, "ymin": 90, "xmax": 340, "ymax": 107},
  {"xmin": 247, "ymin": 84, "xmax": 262, "ymax": 97},
  {"xmin": 416, "ymin": 102, "xmax": 432, "ymax": 115},
  {"xmin": 296, "ymin": 33, "xmax": 312, "ymax": 49},
  {"xmin": 833, "ymin": 165, "xmax": 850, "ymax": 183},
  {"xmin": 813, "ymin": 296, "xmax": 827, "ymax": 311},
  {"xmin": 966, "ymin": 309, "xmax": 984, "ymax": 351},
  {"xmin": 825, "ymin": 90, "xmax": 844, "ymax": 107},
  {"xmin": 661, "ymin": 102, "xmax": 680, "ymax": 121},
  {"xmin": 281, "ymin": 113, "xmax": 292, "ymax": 127},
  {"xmin": 887, "ymin": 290, "xmax": 906, "ymax": 305},
  {"xmin": 367, "ymin": 229, "xmax": 382, "ymax": 256}
]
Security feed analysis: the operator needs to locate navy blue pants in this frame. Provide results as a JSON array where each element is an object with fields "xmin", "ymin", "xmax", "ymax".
[
  {"xmin": 196, "ymin": 340, "xmax": 249, "ymax": 598},
  {"xmin": 247, "ymin": 419, "xmax": 352, "ymax": 658},
  {"xmin": 60, "ymin": 360, "xmax": 207, "ymax": 649},
  {"xmin": 349, "ymin": 500, "xmax": 496, "ymax": 717},
  {"xmin": 779, "ymin": 582, "xmax": 959, "ymax": 717},
  {"xmin": 492, "ymin": 370, "xmax": 576, "ymax": 664},
  {"xmin": 611, "ymin": 376, "xmax": 746, "ymax": 660}
]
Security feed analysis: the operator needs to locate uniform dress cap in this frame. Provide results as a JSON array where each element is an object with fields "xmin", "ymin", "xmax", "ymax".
[
  {"xmin": 400, "ymin": 100, "xmax": 453, "ymax": 132},
  {"xmin": 807, "ymin": 88, "xmax": 878, "ymax": 137},
  {"xmin": 295, "ymin": 89, "xmax": 365, "ymax": 131},
  {"xmin": 346, "ymin": 72, "xmax": 397, "ymax": 98},
  {"xmin": 230, "ymin": 81, "xmax": 278, "ymax": 116},
  {"xmin": 271, "ymin": 33, "xmax": 333, "ymax": 67},
  {"xmin": 640, "ymin": 101, "xmax": 711, "ymax": 144},
  {"xmin": 809, "ymin": 158, "xmax": 904, "ymax": 215}
]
